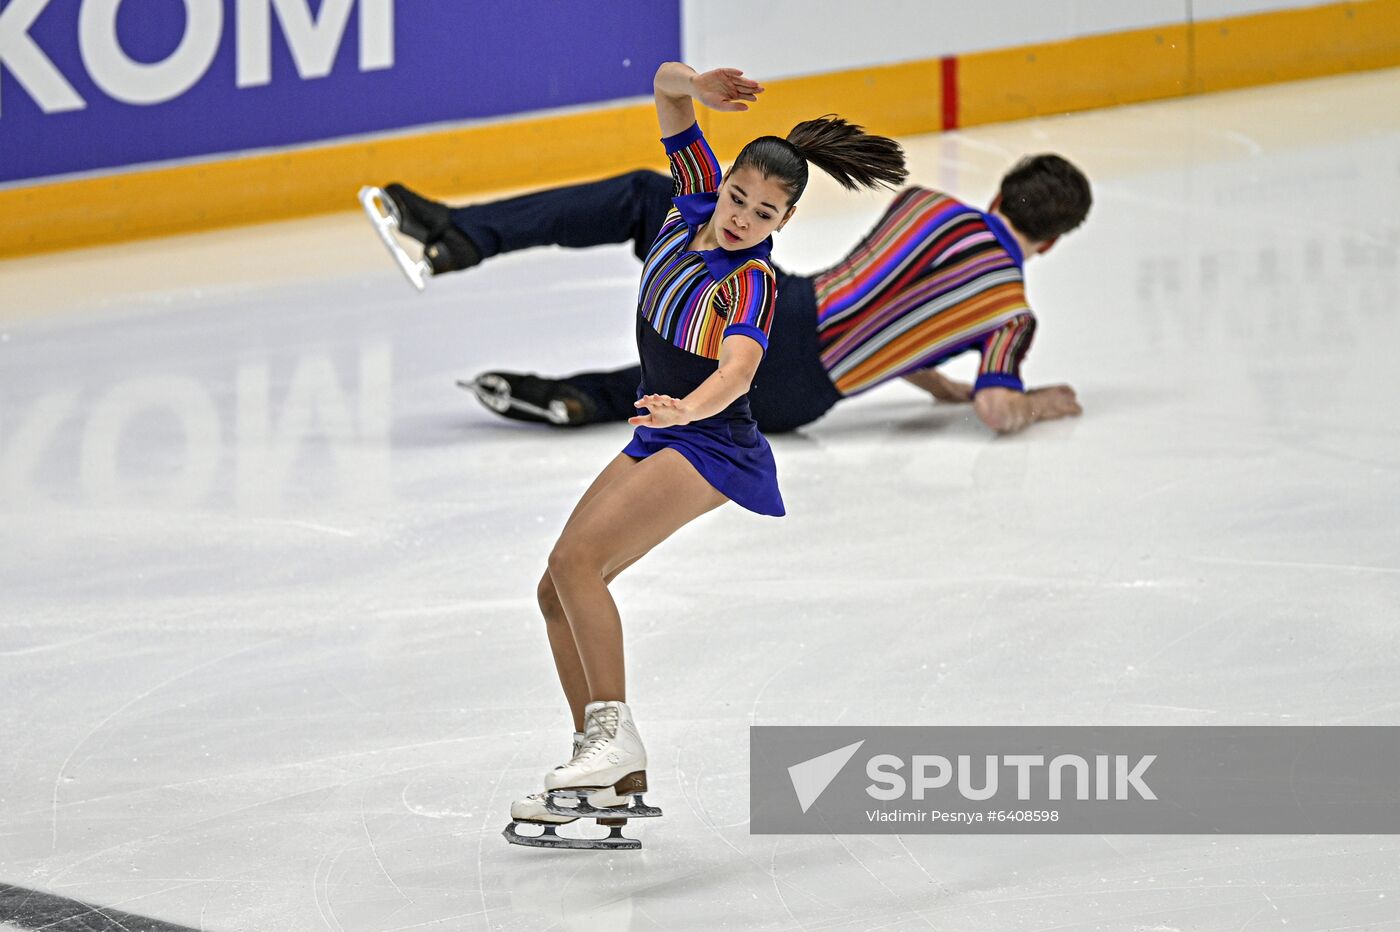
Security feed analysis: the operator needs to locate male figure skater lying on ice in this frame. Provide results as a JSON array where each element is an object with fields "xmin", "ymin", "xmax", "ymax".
[{"xmin": 360, "ymin": 141, "xmax": 1090, "ymax": 436}]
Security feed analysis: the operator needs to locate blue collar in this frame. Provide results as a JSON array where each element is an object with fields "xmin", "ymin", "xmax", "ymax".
[
  {"xmin": 981, "ymin": 211, "xmax": 1025, "ymax": 267},
  {"xmin": 673, "ymin": 192, "xmax": 773, "ymax": 279}
]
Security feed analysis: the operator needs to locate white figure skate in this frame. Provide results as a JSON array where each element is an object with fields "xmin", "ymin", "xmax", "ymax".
[
  {"xmin": 503, "ymin": 728, "xmax": 630, "ymax": 850},
  {"xmin": 504, "ymin": 702, "xmax": 662, "ymax": 850},
  {"xmin": 548, "ymin": 701, "xmax": 662, "ymax": 842}
]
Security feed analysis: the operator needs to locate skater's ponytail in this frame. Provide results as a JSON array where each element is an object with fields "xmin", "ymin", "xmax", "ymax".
[{"xmin": 732, "ymin": 115, "xmax": 907, "ymax": 205}]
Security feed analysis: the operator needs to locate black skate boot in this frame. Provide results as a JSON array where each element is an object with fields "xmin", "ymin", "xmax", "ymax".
[
  {"xmin": 458, "ymin": 372, "xmax": 597, "ymax": 426},
  {"xmin": 359, "ymin": 183, "xmax": 482, "ymax": 289},
  {"xmin": 382, "ymin": 183, "xmax": 482, "ymax": 274},
  {"xmin": 423, "ymin": 227, "xmax": 480, "ymax": 275},
  {"xmin": 380, "ymin": 183, "xmax": 450, "ymax": 244}
]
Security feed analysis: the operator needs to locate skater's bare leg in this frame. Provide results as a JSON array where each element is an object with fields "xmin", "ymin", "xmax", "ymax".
[
  {"xmin": 538, "ymin": 553, "xmax": 641, "ymax": 731},
  {"xmin": 547, "ymin": 450, "xmax": 727, "ymax": 703},
  {"xmin": 536, "ymin": 453, "xmax": 641, "ymax": 729}
]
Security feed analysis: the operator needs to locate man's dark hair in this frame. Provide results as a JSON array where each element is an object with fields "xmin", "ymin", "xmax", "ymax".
[{"xmin": 997, "ymin": 154, "xmax": 1092, "ymax": 242}]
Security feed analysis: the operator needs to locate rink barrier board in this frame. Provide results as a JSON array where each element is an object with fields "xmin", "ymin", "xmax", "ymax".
[
  {"xmin": 958, "ymin": 0, "xmax": 1400, "ymax": 124},
  {"xmin": 2, "ymin": 0, "xmax": 1398, "ymax": 259},
  {"xmin": 1190, "ymin": 0, "xmax": 1400, "ymax": 92},
  {"xmin": 956, "ymin": 24, "xmax": 1195, "ymax": 125},
  {"xmin": 696, "ymin": 59, "xmax": 946, "ymax": 165},
  {"xmin": 0, "ymin": 102, "xmax": 666, "ymax": 257}
]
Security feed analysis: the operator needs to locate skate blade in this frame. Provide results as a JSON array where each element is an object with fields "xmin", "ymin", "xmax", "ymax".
[
  {"xmin": 358, "ymin": 186, "xmax": 430, "ymax": 292},
  {"xmin": 545, "ymin": 791, "xmax": 663, "ymax": 820},
  {"xmin": 456, "ymin": 377, "xmax": 572, "ymax": 425},
  {"xmin": 502, "ymin": 821, "xmax": 641, "ymax": 851}
]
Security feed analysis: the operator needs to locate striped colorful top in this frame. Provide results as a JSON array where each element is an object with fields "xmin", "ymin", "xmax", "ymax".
[
  {"xmin": 637, "ymin": 122, "xmax": 777, "ymax": 362},
  {"xmin": 813, "ymin": 187, "xmax": 1036, "ymax": 396},
  {"xmin": 619, "ymin": 122, "xmax": 785, "ymax": 518}
]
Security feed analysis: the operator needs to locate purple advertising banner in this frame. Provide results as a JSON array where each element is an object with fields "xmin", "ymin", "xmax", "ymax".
[{"xmin": 0, "ymin": 0, "xmax": 681, "ymax": 185}]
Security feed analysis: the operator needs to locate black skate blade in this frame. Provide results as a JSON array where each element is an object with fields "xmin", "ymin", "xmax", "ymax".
[
  {"xmin": 502, "ymin": 821, "xmax": 641, "ymax": 851},
  {"xmin": 623, "ymin": 797, "xmax": 664, "ymax": 819}
]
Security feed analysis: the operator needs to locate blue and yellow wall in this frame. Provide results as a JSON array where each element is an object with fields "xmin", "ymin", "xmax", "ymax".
[{"xmin": 3, "ymin": 0, "xmax": 1398, "ymax": 257}]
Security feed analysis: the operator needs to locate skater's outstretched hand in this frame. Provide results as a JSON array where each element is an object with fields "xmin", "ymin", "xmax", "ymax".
[
  {"xmin": 631, "ymin": 335, "xmax": 761, "ymax": 426},
  {"xmin": 655, "ymin": 62, "xmax": 763, "ymax": 137},
  {"xmin": 691, "ymin": 68, "xmax": 764, "ymax": 112},
  {"xmin": 1028, "ymin": 384, "xmax": 1082, "ymax": 420},
  {"xmin": 973, "ymin": 383, "xmax": 1082, "ymax": 433},
  {"xmin": 630, "ymin": 394, "xmax": 690, "ymax": 428}
]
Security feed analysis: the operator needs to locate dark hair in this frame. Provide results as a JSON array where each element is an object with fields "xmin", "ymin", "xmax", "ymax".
[
  {"xmin": 731, "ymin": 115, "xmax": 907, "ymax": 206},
  {"xmin": 997, "ymin": 154, "xmax": 1092, "ymax": 242}
]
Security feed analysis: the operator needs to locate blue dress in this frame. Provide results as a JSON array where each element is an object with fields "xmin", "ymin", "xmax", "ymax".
[{"xmin": 621, "ymin": 122, "xmax": 784, "ymax": 517}]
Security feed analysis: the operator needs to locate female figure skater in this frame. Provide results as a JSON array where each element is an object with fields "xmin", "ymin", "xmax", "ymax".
[{"xmin": 502, "ymin": 61, "xmax": 907, "ymax": 849}]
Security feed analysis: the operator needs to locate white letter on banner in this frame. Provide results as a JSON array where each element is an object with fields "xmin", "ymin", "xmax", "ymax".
[
  {"xmin": 910, "ymin": 755, "xmax": 950, "ymax": 801},
  {"xmin": 0, "ymin": 0, "xmax": 86, "ymax": 116},
  {"xmin": 237, "ymin": 0, "xmax": 390, "ymax": 87},
  {"xmin": 865, "ymin": 754, "xmax": 905, "ymax": 801},
  {"xmin": 1048, "ymin": 754, "xmax": 1089, "ymax": 801},
  {"xmin": 79, "ymin": 0, "xmax": 222, "ymax": 105},
  {"xmin": 1117, "ymin": 755, "xmax": 1157, "ymax": 800},
  {"xmin": 1004, "ymin": 755, "xmax": 1044, "ymax": 800},
  {"xmin": 957, "ymin": 755, "xmax": 998, "ymax": 801},
  {"xmin": 358, "ymin": 0, "xmax": 392, "ymax": 72}
]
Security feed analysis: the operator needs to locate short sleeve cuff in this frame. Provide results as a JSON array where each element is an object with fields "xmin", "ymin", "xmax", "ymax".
[
  {"xmin": 973, "ymin": 372, "xmax": 1025, "ymax": 394},
  {"xmin": 723, "ymin": 323, "xmax": 770, "ymax": 355},
  {"xmin": 661, "ymin": 121, "xmax": 704, "ymax": 154}
]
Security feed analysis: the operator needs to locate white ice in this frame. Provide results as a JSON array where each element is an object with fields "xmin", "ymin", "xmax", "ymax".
[{"xmin": 1, "ymin": 69, "xmax": 1398, "ymax": 931}]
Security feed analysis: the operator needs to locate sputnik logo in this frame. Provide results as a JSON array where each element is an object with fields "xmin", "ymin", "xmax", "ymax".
[{"xmin": 788, "ymin": 740, "xmax": 865, "ymax": 813}]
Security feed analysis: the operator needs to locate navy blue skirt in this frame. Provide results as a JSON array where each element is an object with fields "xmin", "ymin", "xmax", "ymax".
[{"xmin": 622, "ymin": 417, "xmax": 784, "ymax": 517}]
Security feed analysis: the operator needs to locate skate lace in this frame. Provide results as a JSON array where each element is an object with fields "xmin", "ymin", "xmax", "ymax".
[{"xmin": 568, "ymin": 706, "xmax": 620, "ymax": 764}]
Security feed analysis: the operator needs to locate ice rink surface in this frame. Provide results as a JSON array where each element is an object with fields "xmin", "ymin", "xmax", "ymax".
[{"xmin": 2, "ymin": 69, "xmax": 1398, "ymax": 931}]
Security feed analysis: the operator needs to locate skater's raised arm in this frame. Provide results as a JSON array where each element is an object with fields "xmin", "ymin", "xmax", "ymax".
[{"xmin": 654, "ymin": 62, "xmax": 763, "ymax": 139}]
